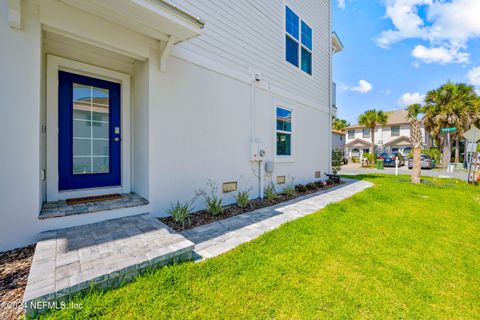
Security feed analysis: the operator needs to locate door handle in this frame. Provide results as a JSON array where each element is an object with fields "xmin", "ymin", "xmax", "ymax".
[{"xmin": 114, "ymin": 137, "xmax": 121, "ymax": 142}]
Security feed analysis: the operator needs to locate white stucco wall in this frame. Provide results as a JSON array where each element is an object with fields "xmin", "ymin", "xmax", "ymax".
[
  {"xmin": 132, "ymin": 60, "xmax": 150, "ymax": 200},
  {"xmin": 147, "ymin": 54, "xmax": 330, "ymax": 215},
  {"xmin": 0, "ymin": 1, "xmax": 42, "ymax": 251}
]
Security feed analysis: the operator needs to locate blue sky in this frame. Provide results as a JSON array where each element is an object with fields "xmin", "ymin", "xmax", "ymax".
[{"xmin": 332, "ymin": 0, "xmax": 480, "ymax": 125}]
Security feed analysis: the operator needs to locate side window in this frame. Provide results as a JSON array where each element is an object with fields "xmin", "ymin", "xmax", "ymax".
[
  {"xmin": 276, "ymin": 107, "xmax": 292, "ymax": 156},
  {"xmin": 362, "ymin": 128, "xmax": 370, "ymax": 138},
  {"xmin": 391, "ymin": 126, "xmax": 400, "ymax": 136},
  {"xmin": 348, "ymin": 130, "xmax": 355, "ymax": 139},
  {"xmin": 285, "ymin": 6, "xmax": 312, "ymax": 75}
]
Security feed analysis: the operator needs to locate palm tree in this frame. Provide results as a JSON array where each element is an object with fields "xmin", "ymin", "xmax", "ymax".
[
  {"xmin": 424, "ymin": 82, "xmax": 480, "ymax": 167},
  {"xmin": 454, "ymin": 84, "xmax": 480, "ymax": 163},
  {"xmin": 358, "ymin": 109, "xmax": 388, "ymax": 155},
  {"xmin": 406, "ymin": 104, "xmax": 423, "ymax": 184},
  {"xmin": 332, "ymin": 118, "xmax": 350, "ymax": 131}
]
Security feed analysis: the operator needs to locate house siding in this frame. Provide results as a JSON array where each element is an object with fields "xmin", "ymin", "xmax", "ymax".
[
  {"xmin": 168, "ymin": 0, "xmax": 331, "ymax": 110},
  {"xmin": 0, "ymin": 0, "xmax": 333, "ymax": 251},
  {"xmin": 332, "ymin": 133, "xmax": 345, "ymax": 150}
]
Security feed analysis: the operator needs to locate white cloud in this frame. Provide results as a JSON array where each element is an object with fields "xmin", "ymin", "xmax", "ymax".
[
  {"xmin": 398, "ymin": 92, "xmax": 425, "ymax": 106},
  {"xmin": 351, "ymin": 80, "xmax": 373, "ymax": 93},
  {"xmin": 338, "ymin": 80, "xmax": 373, "ymax": 94},
  {"xmin": 467, "ymin": 66, "xmax": 480, "ymax": 86},
  {"xmin": 376, "ymin": 0, "xmax": 480, "ymax": 64},
  {"xmin": 338, "ymin": 0, "xmax": 346, "ymax": 9},
  {"xmin": 412, "ymin": 45, "xmax": 470, "ymax": 64},
  {"xmin": 338, "ymin": 82, "xmax": 350, "ymax": 92}
]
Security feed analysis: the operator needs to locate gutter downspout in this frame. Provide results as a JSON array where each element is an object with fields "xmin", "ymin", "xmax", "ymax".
[
  {"xmin": 250, "ymin": 80, "xmax": 256, "ymax": 147},
  {"xmin": 250, "ymin": 77, "xmax": 264, "ymax": 199}
]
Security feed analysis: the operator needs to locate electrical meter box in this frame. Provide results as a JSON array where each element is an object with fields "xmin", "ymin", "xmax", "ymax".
[{"xmin": 250, "ymin": 142, "xmax": 265, "ymax": 161}]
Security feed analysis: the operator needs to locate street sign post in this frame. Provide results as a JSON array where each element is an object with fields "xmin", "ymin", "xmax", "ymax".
[{"xmin": 464, "ymin": 127, "xmax": 480, "ymax": 184}]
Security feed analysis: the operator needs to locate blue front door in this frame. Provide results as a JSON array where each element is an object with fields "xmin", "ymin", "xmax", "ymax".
[{"xmin": 58, "ymin": 71, "xmax": 121, "ymax": 190}]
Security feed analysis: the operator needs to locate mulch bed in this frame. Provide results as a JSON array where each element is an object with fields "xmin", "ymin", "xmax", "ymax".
[
  {"xmin": 0, "ymin": 245, "xmax": 35, "ymax": 320},
  {"xmin": 161, "ymin": 180, "xmax": 344, "ymax": 232}
]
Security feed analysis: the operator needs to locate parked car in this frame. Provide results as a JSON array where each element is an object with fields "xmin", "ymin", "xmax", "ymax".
[
  {"xmin": 408, "ymin": 154, "xmax": 435, "ymax": 169},
  {"xmin": 378, "ymin": 153, "xmax": 405, "ymax": 167}
]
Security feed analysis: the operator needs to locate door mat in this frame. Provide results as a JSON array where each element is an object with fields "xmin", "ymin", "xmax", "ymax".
[{"xmin": 66, "ymin": 193, "xmax": 123, "ymax": 205}]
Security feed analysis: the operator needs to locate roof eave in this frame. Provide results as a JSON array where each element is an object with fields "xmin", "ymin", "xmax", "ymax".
[{"xmin": 332, "ymin": 31, "xmax": 344, "ymax": 54}]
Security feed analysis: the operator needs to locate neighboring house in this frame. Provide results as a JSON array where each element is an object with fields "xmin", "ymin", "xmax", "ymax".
[
  {"xmin": 344, "ymin": 110, "xmax": 431, "ymax": 159},
  {"xmin": 0, "ymin": 0, "xmax": 341, "ymax": 251},
  {"xmin": 332, "ymin": 130, "xmax": 345, "ymax": 151}
]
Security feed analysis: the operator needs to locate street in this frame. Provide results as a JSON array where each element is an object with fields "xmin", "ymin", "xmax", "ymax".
[{"xmin": 340, "ymin": 163, "xmax": 469, "ymax": 180}]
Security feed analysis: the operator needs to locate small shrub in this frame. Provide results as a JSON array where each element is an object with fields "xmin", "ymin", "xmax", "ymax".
[
  {"xmin": 315, "ymin": 181, "xmax": 324, "ymax": 188},
  {"xmin": 306, "ymin": 182, "xmax": 317, "ymax": 190},
  {"xmin": 332, "ymin": 149, "xmax": 343, "ymax": 174},
  {"xmin": 206, "ymin": 197, "xmax": 223, "ymax": 216},
  {"xmin": 235, "ymin": 190, "xmax": 250, "ymax": 208},
  {"xmin": 168, "ymin": 201, "xmax": 193, "ymax": 228},
  {"xmin": 364, "ymin": 153, "xmax": 376, "ymax": 165},
  {"xmin": 196, "ymin": 179, "xmax": 224, "ymax": 216},
  {"xmin": 282, "ymin": 185, "xmax": 296, "ymax": 197},
  {"xmin": 295, "ymin": 184, "xmax": 307, "ymax": 193},
  {"xmin": 264, "ymin": 184, "xmax": 277, "ymax": 201}
]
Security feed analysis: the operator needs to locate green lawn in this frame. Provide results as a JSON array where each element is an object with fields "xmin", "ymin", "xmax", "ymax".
[{"xmin": 42, "ymin": 175, "xmax": 480, "ymax": 319}]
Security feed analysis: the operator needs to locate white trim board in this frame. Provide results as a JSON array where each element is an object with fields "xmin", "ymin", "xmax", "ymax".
[{"xmin": 46, "ymin": 55, "xmax": 132, "ymax": 201}]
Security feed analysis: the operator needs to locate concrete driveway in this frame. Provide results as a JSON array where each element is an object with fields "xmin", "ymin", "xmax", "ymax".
[{"xmin": 340, "ymin": 163, "xmax": 469, "ymax": 180}]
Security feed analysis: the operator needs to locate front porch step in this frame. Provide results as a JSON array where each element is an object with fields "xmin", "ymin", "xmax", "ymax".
[
  {"xmin": 39, "ymin": 192, "xmax": 149, "ymax": 219},
  {"xmin": 23, "ymin": 213, "xmax": 194, "ymax": 318}
]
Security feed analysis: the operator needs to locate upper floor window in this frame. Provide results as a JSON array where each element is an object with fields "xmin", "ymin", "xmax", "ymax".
[
  {"xmin": 348, "ymin": 130, "xmax": 355, "ymax": 139},
  {"xmin": 391, "ymin": 126, "xmax": 400, "ymax": 137},
  {"xmin": 285, "ymin": 6, "xmax": 312, "ymax": 75},
  {"xmin": 276, "ymin": 107, "xmax": 292, "ymax": 156},
  {"xmin": 362, "ymin": 128, "xmax": 370, "ymax": 139}
]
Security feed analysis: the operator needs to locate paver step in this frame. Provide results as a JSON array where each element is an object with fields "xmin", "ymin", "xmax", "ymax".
[
  {"xmin": 23, "ymin": 213, "xmax": 194, "ymax": 318},
  {"xmin": 39, "ymin": 192, "xmax": 149, "ymax": 219}
]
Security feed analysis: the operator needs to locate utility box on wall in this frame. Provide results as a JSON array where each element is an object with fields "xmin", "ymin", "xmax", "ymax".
[{"xmin": 250, "ymin": 142, "xmax": 266, "ymax": 162}]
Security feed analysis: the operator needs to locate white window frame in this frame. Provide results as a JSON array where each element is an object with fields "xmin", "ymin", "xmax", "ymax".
[
  {"xmin": 274, "ymin": 104, "xmax": 295, "ymax": 162},
  {"xmin": 283, "ymin": 4, "xmax": 313, "ymax": 76},
  {"xmin": 46, "ymin": 55, "xmax": 131, "ymax": 201}
]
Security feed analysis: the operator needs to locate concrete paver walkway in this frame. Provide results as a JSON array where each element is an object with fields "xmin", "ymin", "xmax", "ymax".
[
  {"xmin": 23, "ymin": 214, "xmax": 194, "ymax": 317},
  {"xmin": 182, "ymin": 178, "xmax": 373, "ymax": 260}
]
